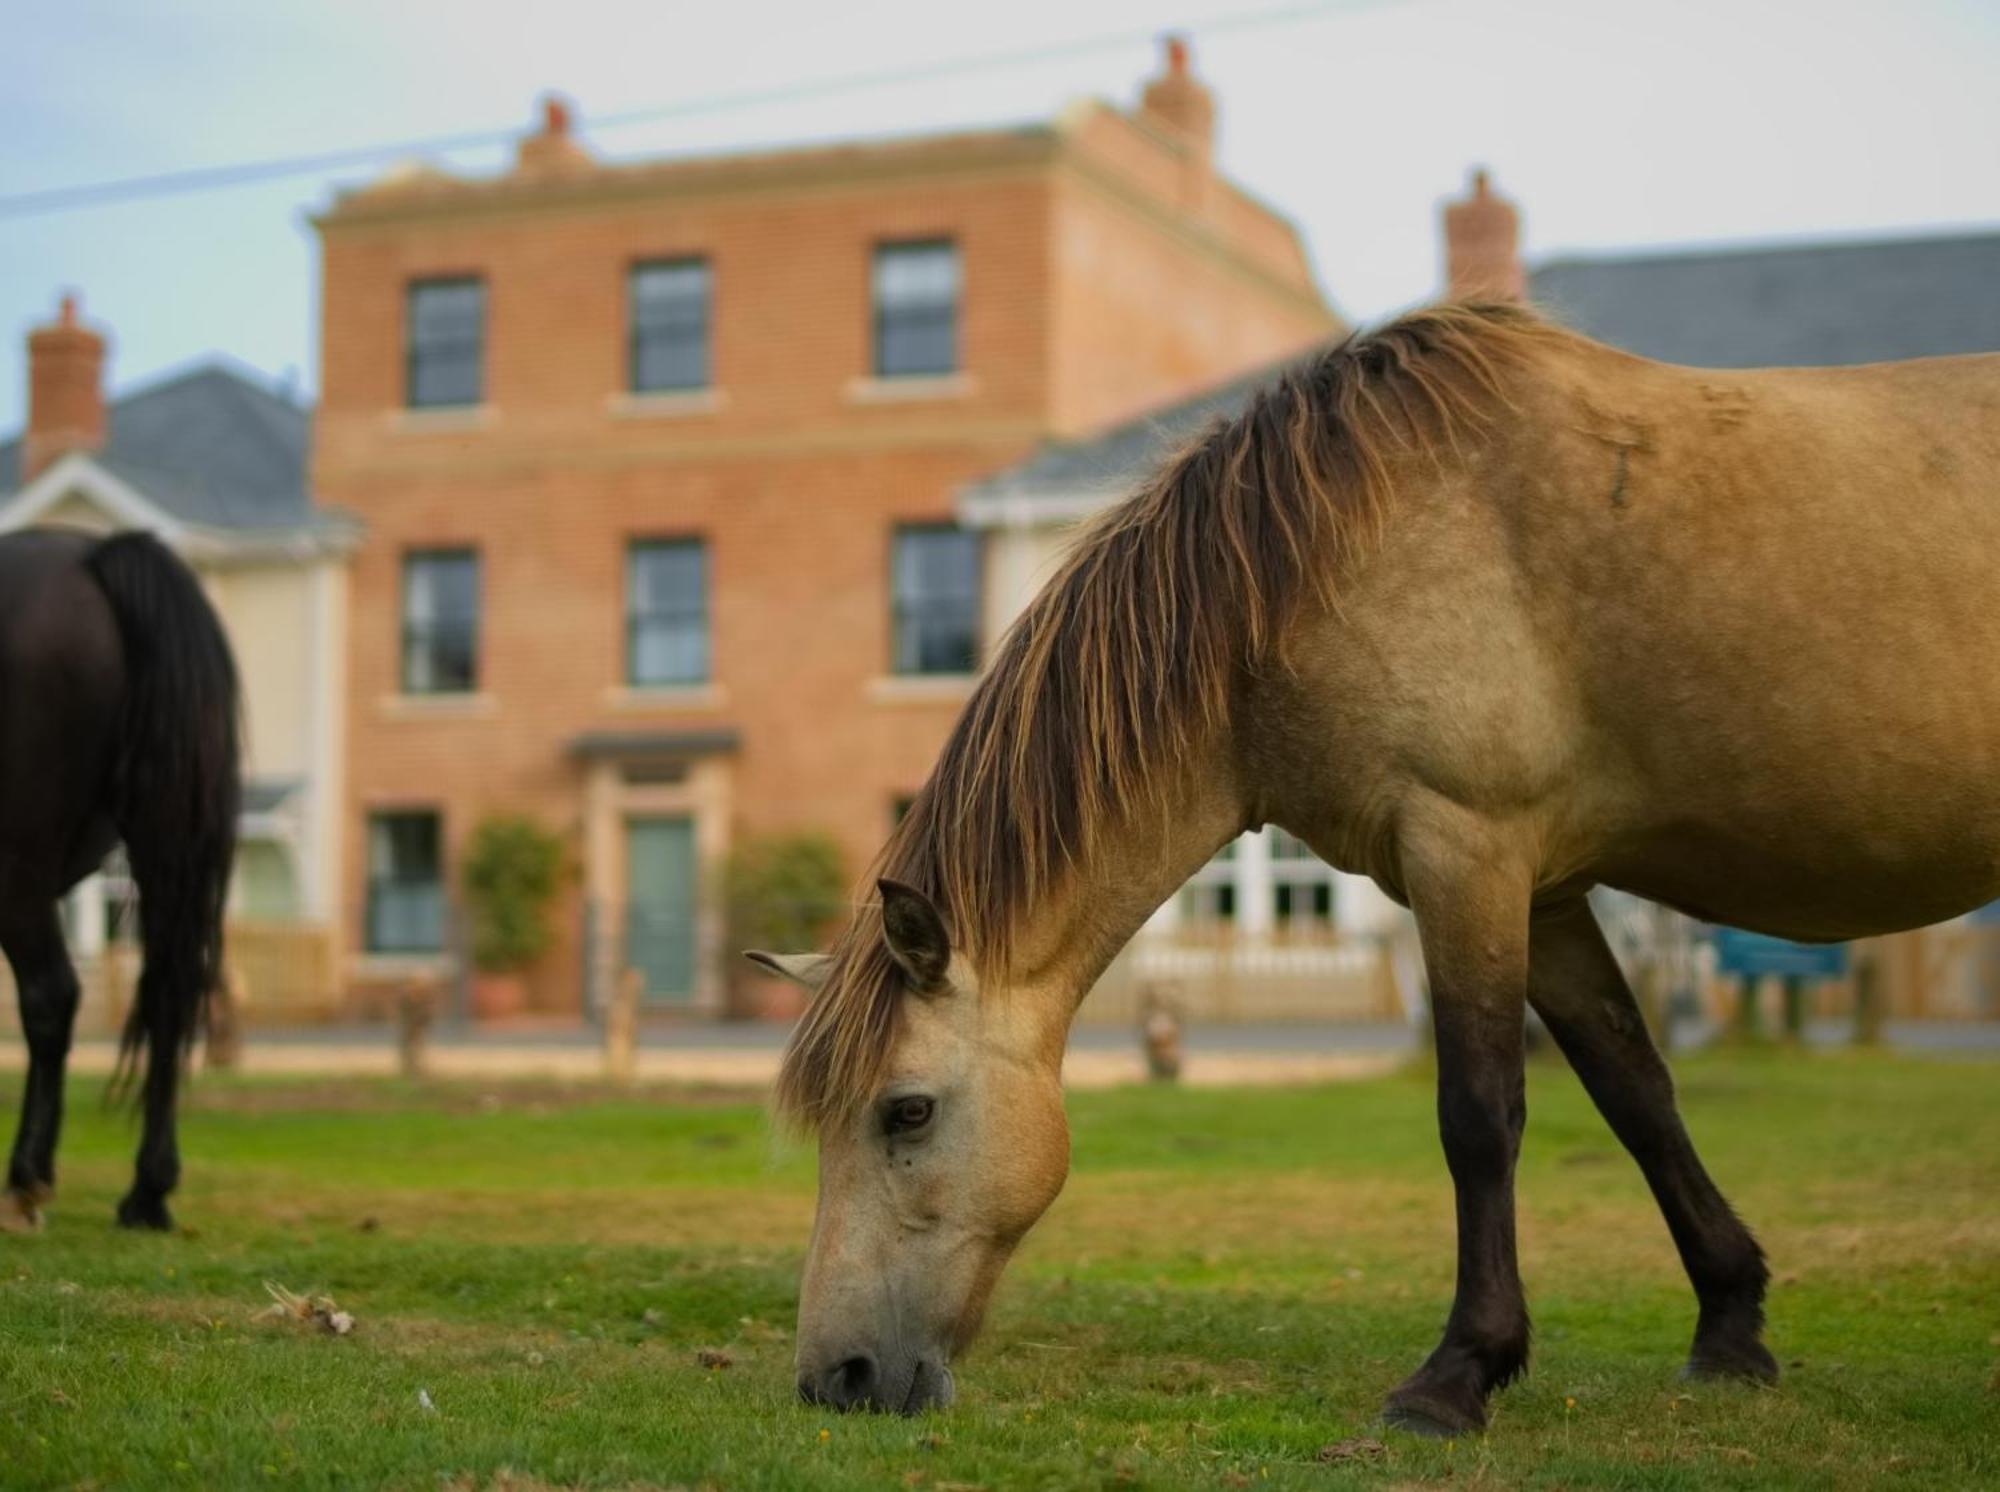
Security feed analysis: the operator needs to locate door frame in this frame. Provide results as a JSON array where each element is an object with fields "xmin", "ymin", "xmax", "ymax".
[{"xmin": 578, "ymin": 746, "xmax": 735, "ymax": 1017}]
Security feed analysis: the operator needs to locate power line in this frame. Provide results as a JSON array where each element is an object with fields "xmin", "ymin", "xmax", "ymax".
[{"xmin": 0, "ymin": 0, "xmax": 1400, "ymax": 221}]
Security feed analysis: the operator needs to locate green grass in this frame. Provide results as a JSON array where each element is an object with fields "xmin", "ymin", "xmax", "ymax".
[{"xmin": 1, "ymin": 1052, "xmax": 1995, "ymax": 1489}]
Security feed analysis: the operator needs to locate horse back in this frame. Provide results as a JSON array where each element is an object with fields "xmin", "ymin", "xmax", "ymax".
[
  {"xmin": 1269, "ymin": 342, "xmax": 2000, "ymax": 939},
  {"xmin": 0, "ymin": 529, "xmax": 126, "ymax": 900}
]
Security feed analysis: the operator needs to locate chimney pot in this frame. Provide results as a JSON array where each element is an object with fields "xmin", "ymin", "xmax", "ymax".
[
  {"xmin": 1139, "ymin": 31, "xmax": 1216, "ymax": 199},
  {"xmin": 514, "ymin": 92, "xmax": 592, "ymax": 179},
  {"xmin": 23, "ymin": 290, "xmax": 108, "ymax": 484}
]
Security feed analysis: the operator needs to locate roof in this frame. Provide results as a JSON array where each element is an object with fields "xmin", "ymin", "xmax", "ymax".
[
  {"xmin": 323, "ymin": 120, "xmax": 1062, "ymax": 225},
  {"xmin": 966, "ymin": 226, "xmax": 2000, "ymax": 527},
  {"xmin": 1529, "ymin": 229, "xmax": 2000, "ymax": 368},
  {"xmin": 960, "ymin": 352, "xmax": 1318, "ymax": 519},
  {"xmin": 0, "ymin": 361, "xmax": 343, "ymax": 537}
]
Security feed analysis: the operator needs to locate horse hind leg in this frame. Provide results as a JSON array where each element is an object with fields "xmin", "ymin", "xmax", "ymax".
[
  {"xmin": 3, "ymin": 903, "xmax": 81, "ymax": 1233},
  {"xmin": 114, "ymin": 959, "xmax": 191, "ymax": 1233},
  {"xmin": 1525, "ymin": 898, "xmax": 1778, "ymax": 1384}
]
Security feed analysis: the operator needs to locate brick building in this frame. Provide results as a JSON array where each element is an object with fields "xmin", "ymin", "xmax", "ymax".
[{"xmin": 314, "ymin": 41, "xmax": 1337, "ymax": 1016}]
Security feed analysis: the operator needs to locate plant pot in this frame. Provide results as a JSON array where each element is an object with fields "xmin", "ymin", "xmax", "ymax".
[
  {"xmin": 470, "ymin": 971, "xmax": 528, "ymax": 1021},
  {"xmin": 728, "ymin": 972, "xmax": 807, "ymax": 1023}
]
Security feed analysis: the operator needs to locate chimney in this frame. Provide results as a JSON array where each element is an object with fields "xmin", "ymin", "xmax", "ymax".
[
  {"xmin": 1442, "ymin": 167, "xmax": 1525, "ymax": 302},
  {"xmin": 513, "ymin": 92, "xmax": 593, "ymax": 179},
  {"xmin": 1138, "ymin": 35, "xmax": 1216, "ymax": 212},
  {"xmin": 23, "ymin": 292, "xmax": 107, "ymax": 483}
]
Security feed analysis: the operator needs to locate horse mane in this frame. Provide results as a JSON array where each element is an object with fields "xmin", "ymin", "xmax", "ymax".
[{"xmin": 775, "ymin": 300, "xmax": 1563, "ymax": 1129}]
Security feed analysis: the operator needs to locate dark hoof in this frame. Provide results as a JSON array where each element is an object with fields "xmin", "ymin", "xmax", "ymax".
[
  {"xmin": 116, "ymin": 1192, "xmax": 174, "ymax": 1232},
  {"xmin": 1684, "ymin": 1338, "xmax": 1779, "ymax": 1384},
  {"xmin": 1383, "ymin": 1386, "xmax": 1486, "ymax": 1438}
]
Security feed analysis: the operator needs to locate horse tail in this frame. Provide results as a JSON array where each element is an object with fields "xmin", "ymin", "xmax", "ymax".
[{"xmin": 83, "ymin": 533, "xmax": 241, "ymax": 1089}]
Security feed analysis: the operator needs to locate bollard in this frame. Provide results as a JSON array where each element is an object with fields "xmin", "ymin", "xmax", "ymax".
[
  {"xmin": 606, "ymin": 967, "xmax": 642, "ymax": 1085},
  {"xmin": 205, "ymin": 965, "xmax": 246, "ymax": 1071},
  {"xmin": 1780, "ymin": 976, "xmax": 1808, "ymax": 1045},
  {"xmin": 1852, "ymin": 952, "xmax": 1884, "ymax": 1047},
  {"xmin": 397, "ymin": 979, "xmax": 437, "ymax": 1081},
  {"xmin": 1138, "ymin": 988, "xmax": 1183, "ymax": 1083},
  {"xmin": 1731, "ymin": 973, "xmax": 1764, "ymax": 1044}
]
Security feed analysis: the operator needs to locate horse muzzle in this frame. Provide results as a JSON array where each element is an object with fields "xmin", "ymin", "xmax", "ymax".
[{"xmin": 797, "ymin": 1350, "xmax": 955, "ymax": 1414}]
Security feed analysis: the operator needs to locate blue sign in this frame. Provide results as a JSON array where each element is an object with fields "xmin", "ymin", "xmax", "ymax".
[
  {"xmin": 1972, "ymin": 901, "xmax": 2000, "ymax": 927},
  {"xmin": 1712, "ymin": 929, "xmax": 1849, "ymax": 979}
]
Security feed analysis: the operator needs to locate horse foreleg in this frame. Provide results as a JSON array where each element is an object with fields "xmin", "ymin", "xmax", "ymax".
[
  {"xmin": 3, "ymin": 904, "xmax": 80, "ymax": 1232},
  {"xmin": 1383, "ymin": 834, "xmax": 1533, "ymax": 1436},
  {"xmin": 1526, "ymin": 898, "xmax": 1777, "ymax": 1383}
]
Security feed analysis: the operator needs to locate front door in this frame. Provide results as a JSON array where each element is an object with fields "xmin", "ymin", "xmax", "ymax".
[{"xmin": 625, "ymin": 817, "xmax": 697, "ymax": 1002}]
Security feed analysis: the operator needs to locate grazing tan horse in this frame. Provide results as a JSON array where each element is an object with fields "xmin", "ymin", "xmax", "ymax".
[{"xmin": 753, "ymin": 302, "xmax": 2000, "ymax": 1434}]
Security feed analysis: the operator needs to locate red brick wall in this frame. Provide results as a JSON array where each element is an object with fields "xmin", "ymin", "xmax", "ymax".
[{"xmin": 317, "ymin": 122, "xmax": 1333, "ymax": 1012}]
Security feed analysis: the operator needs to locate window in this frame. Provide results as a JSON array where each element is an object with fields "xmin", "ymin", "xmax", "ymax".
[
  {"xmin": 1179, "ymin": 839, "xmax": 1238, "ymax": 928},
  {"xmin": 891, "ymin": 525, "xmax": 980, "ymax": 675},
  {"xmin": 627, "ymin": 539, "xmax": 708, "ymax": 686},
  {"xmin": 406, "ymin": 278, "xmax": 485, "ymax": 409},
  {"xmin": 630, "ymin": 259, "xmax": 711, "ymax": 393},
  {"xmin": 401, "ymin": 549, "xmax": 480, "ymax": 694},
  {"xmin": 872, "ymin": 240, "xmax": 959, "ymax": 378},
  {"xmin": 1271, "ymin": 828, "xmax": 1337, "ymax": 933},
  {"xmin": 366, "ymin": 811, "xmax": 444, "ymax": 953}
]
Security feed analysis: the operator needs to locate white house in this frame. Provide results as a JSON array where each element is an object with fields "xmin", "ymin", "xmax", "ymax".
[
  {"xmin": 0, "ymin": 295, "xmax": 356, "ymax": 1011},
  {"xmin": 958, "ymin": 361, "xmax": 1408, "ymax": 1024}
]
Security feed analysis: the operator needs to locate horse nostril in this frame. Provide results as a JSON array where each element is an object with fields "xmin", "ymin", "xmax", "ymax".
[{"xmin": 831, "ymin": 1354, "xmax": 879, "ymax": 1408}]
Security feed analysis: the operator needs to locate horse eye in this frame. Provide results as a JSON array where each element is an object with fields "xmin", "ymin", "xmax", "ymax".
[{"xmin": 885, "ymin": 1096, "xmax": 934, "ymax": 1135}]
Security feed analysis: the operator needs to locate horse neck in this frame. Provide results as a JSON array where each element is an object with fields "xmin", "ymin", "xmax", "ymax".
[{"xmin": 1006, "ymin": 750, "xmax": 1248, "ymax": 1027}]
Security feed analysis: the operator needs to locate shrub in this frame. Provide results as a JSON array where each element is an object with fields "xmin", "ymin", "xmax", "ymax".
[
  {"xmin": 725, "ymin": 832, "xmax": 847, "ymax": 957},
  {"xmin": 461, "ymin": 815, "xmax": 567, "ymax": 973}
]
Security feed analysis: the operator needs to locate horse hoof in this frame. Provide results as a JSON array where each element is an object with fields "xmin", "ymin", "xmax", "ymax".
[
  {"xmin": 1383, "ymin": 1389, "xmax": 1484, "ymax": 1439},
  {"xmin": 116, "ymin": 1194, "xmax": 174, "ymax": 1232},
  {"xmin": 0, "ymin": 1190, "xmax": 44, "ymax": 1234},
  {"xmin": 1684, "ymin": 1340, "xmax": 1780, "ymax": 1385}
]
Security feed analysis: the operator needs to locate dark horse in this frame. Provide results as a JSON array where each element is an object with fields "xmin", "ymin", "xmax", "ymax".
[{"xmin": 1, "ymin": 528, "xmax": 239, "ymax": 1234}]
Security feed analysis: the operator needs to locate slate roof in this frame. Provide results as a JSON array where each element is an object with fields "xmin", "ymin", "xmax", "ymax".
[
  {"xmin": 966, "ymin": 227, "xmax": 2000, "ymax": 517},
  {"xmin": 0, "ymin": 361, "xmax": 341, "ymax": 536},
  {"xmin": 961, "ymin": 353, "xmax": 1317, "ymax": 512},
  {"xmin": 1529, "ymin": 230, "xmax": 2000, "ymax": 369}
]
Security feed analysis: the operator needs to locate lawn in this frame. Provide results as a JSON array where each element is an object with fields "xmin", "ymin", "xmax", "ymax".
[{"xmin": 1, "ymin": 1050, "xmax": 1995, "ymax": 1490}]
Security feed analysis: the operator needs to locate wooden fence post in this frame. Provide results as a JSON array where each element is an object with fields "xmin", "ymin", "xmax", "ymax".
[
  {"xmin": 205, "ymin": 965, "xmax": 246, "ymax": 1071},
  {"xmin": 606, "ymin": 967, "xmax": 642, "ymax": 1085},
  {"xmin": 397, "ymin": 978, "xmax": 437, "ymax": 1081}
]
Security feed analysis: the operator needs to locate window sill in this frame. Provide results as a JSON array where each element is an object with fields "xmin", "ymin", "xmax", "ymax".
[
  {"xmin": 377, "ymin": 692, "xmax": 498, "ymax": 720},
  {"xmin": 389, "ymin": 405, "xmax": 496, "ymax": 433},
  {"xmin": 603, "ymin": 683, "xmax": 725, "ymax": 711},
  {"xmin": 845, "ymin": 373, "xmax": 976, "ymax": 405},
  {"xmin": 866, "ymin": 673, "xmax": 978, "ymax": 704},
  {"xmin": 608, "ymin": 389, "xmax": 726, "ymax": 420}
]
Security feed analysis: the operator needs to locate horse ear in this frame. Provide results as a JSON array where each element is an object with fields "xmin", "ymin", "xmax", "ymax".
[
  {"xmin": 877, "ymin": 878, "xmax": 951, "ymax": 993},
  {"xmin": 743, "ymin": 950, "xmax": 832, "ymax": 993}
]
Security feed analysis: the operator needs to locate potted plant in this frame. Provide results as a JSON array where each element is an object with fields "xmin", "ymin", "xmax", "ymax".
[
  {"xmin": 724, "ymin": 832, "xmax": 846, "ymax": 1020},
  {"xmin": 461, "ymin": 814, "xmax": 567, "ymax": 1021}
]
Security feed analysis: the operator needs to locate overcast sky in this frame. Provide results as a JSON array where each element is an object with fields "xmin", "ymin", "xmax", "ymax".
[{"xmin": 3, "ymin": 0, "xmax": 1996, "ymax": 425}]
